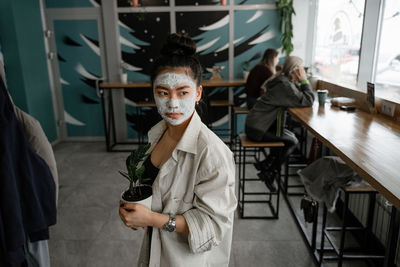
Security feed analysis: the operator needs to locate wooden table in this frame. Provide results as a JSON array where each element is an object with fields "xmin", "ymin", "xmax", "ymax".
[
  {"xmin": 288, "ymin": 102, "xmax": 400, "ymax": 266},
  {"xmin": 99, "ymin": 79, "xmax": 245, "ymax": 151},
  {"xmin": 289, "ymin": 102, "xmax": 400, "ymax": 210}
]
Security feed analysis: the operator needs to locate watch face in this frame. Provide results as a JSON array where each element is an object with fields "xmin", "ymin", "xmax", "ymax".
[
  {"xmin": 164, "ymin": 215, "xmax": 176, "ymax": 232},
  {"xmin": 165, "ymin": 224, "xmax": 175, "ymax": 232}
]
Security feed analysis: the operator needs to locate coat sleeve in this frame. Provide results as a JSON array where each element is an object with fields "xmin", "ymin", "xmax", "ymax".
[
  {"xmin": 182, "ymin": 146, "xmax": 237, "ymax": 254},
  {"xmin": 267, "ymin": 80, "xmax": 315, "ymax": 108},
  {"xmin": 13, "ymin": 106, "xmax": 59, "ymax": 206},
  {"xmin": 294, "ymin": 82, "xmax": 315, "ymax": 107}
]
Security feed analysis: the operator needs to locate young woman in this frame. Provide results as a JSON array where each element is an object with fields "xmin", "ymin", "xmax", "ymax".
[
  {"xmin": 245, "ymin": 56, "xmax": 315, "ymax": 191},
  {"xmin": 245, "ymin": 48, "xmax": 279, "ymax": 109},
  {"xmin": 119, "ymin": 33, "xmax": 237, "ymax": 267}
]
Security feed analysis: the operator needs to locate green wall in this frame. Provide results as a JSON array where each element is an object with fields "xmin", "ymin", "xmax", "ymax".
[{"xmin": 0, "ymin": 0, "xmax": 57, "ymax": 142}]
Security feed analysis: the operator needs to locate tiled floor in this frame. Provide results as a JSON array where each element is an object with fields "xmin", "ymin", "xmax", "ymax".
[{"xmin": 49, "ymin": 141, "xmax": 356, "ymax": 267}]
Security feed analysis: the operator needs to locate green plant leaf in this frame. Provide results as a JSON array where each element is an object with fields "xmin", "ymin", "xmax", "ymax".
[
  {"xmin": 118, "ymin": 171, "xmax": 132, "ymax": 182},
  {"xmin": 277, "ymin": 0, "xmax": 295, "ymax": 56},
  {"xmin": 119, "ymin": 143, "xmax": 152, "ymax": 186},
  {"xmin": 135, "ymin": 165, "xmax": 145, "ymax": 180},
  {"xmin": 126, "ymin": 154, "xmax": 133, "ymax": 175},
  {"xmin": 137, "ymin": 143, "xmax": 151, "ymax": 159},
  {"xmin": 125, "ymin": 154, "xmax": 130, "ymax": 169},
  {"xmin": 142, "ymin": 177, "xmax": 151, "ymax": 182}
]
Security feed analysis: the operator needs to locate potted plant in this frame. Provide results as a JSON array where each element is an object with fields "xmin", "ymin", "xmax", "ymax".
[
  {"xmin": 119, "ymin": 142, "xmax": 152, "ymax": 209},
  {"xmin": 277, "ymin": 0, "xmax": 296, "ymax": 56}
]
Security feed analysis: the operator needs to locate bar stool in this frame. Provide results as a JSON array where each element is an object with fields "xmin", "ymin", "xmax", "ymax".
[
  {"xmin": 280, "ymin": 118, "xmax": 308, "ymax": 196},
  {"xmin": 319, "ymin": 184, "xmax": 385, "ymax": 266},
  {"xmin": 231, "ymin": 106, "xmax": 249, "ymax": 154},
  {"xmin": 237, "ymin": 133, "xmax": 284, "ymax": 219},
  {"xmin": 136, "ymin": 101, "xmax": 156, "ymax": 144},
  {"xmin": 209, "ymin": 100, "xmax": 234, "ymax": 145}
]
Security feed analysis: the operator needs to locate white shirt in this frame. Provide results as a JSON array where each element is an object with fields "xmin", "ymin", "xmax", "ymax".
[{"xmin": 137, "ymin": 112, "xmax": 237, "ymax": 267}]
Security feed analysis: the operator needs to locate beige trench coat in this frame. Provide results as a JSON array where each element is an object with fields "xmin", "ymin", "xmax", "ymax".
[{"xmin": 137, "ymin": 112, "xmax": 237, "ymax": 267}]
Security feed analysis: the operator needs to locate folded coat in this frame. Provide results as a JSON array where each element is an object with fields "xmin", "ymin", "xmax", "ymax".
[{"xmin": 298, "ymin": 156, "xmax": 363, "ymax": 212}]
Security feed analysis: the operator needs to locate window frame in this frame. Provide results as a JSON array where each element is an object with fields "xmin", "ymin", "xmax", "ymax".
[{"xmin": 307, "ymin": 0, "xmax": 388, "ymax": 95}]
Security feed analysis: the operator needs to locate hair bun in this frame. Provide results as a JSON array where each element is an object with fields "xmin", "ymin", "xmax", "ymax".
[{"xmin": 160, "ymin": 33, "xmax": 196, "ymax": 57}]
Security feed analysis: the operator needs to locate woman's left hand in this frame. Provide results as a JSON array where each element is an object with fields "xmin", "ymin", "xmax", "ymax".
[{"xmin": 119, "ymin": 201, "xmax": 153, "ymax": 229}]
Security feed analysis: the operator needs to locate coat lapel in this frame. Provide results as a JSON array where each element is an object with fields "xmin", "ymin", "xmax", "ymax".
[{"xmin": 147, "ymin": 112, "xmax": 201, "ymax": 267}]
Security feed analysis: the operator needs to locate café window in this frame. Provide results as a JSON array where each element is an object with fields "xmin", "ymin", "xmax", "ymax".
[
  {"xmin": 313, "ymin": 0, "xmax": 365, "ymax": 87},
  {"xmin": 374, "ymin": 0, "xmax": 400, "ymax": 101}
]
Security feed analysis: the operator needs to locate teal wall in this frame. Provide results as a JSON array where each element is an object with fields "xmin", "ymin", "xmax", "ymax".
[
  {"xmin": 54, "ymin": 20, "xmax": 104, "ymax": 137},
  {"xmin": 0, "ymin": 0, "xmax": 57, "ymax": 142},
  {"xmin": 1, "ymin": 0, "xmax": 282, "ymax": 140}
]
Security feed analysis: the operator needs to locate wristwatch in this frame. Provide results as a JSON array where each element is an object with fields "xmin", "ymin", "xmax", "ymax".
[{"xmin": 163, "ymin": 214, "xmax": 176, "ymax": 232}]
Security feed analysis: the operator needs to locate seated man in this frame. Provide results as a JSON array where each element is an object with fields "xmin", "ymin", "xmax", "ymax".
[{"xmin": 245, "ymin": 56, "xmax": 315, "ymax": 191}]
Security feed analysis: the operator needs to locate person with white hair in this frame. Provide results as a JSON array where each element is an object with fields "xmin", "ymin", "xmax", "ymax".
[{"xmin": 245, "ymin": 56, "xmax": 315, "ymax": 191}]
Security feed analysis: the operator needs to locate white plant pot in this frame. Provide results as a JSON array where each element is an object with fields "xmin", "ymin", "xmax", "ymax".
[
  {"xmin": 120, "ymin": 185, "xmax": 152, "ymax": 210},
  {"xmin": 134, "ymin": 195, "xmax": 152, "ymax": 210}
]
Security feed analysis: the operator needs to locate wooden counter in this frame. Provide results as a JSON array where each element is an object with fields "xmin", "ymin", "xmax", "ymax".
[{"xmin": 289, "ymin": 102, "xmax": 400, "ymax": 210}]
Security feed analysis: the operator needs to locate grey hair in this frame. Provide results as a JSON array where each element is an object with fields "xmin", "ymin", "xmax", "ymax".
[{"xmin": 281, "ymin": 56, "xmax": 303, "ymax": 76}]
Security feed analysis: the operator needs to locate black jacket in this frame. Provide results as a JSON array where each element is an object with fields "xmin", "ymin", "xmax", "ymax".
[
  {"xmin": 245, "ymin": 64, "xmax": 274, "ymax": 98},
  {"xmin": 0, "ymin": 78, "xmax": 56, "ymax": 266}
]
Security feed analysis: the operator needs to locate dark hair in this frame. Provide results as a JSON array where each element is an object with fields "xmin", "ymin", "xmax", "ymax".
[
  {"xmin": 261, "ymin": 48, "xmax": 279, "ymax": 70},
  {"xmin": 151, "ymin": 33, "xmax": 203, "ymax": 87}
]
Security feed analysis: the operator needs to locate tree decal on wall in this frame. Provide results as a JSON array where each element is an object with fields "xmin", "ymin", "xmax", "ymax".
[
  {"xmin": 47, "ymin": 0, "xmax": 282, "ymax": 138},
  {"xmin": 54, "ymin": 20, "xmax": 104, "ymax": 136}
]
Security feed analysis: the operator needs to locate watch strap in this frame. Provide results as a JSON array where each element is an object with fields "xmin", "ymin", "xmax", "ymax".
[{"xmin": 163, "ymin": 214, "xmax": 176, "ymax": 232}]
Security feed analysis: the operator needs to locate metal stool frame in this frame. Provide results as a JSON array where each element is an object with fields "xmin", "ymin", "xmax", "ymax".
[
  {"xmin": 237, "ymin": 133, "xmax": 284, "ymax": 219},
  {"xmin": 319, "ymin": 186, "xmax": 384, "ymax": 267}
]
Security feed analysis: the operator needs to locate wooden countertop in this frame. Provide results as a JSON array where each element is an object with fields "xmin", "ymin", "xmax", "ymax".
[
  {"xmin": 99, "ymin": 78, "xmax": 246, "ymax": 89},
  {"xmin": 289, "ymin": 102, "xmax": 400, "ymax": 210}
]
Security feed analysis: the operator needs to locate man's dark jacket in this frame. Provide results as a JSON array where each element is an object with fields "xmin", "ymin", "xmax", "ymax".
[{"xmin": 0, "ymin": 78, "xmax": 56, "ymax": 266}]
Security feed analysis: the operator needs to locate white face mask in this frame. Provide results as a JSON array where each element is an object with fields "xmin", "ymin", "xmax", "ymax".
[{"xmin": 153, "ymin": 72, "xmax": 197, "ymax": 126}]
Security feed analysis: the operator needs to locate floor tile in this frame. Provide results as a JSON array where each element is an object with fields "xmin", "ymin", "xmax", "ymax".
[
  {"xmin": 50, "ymin": 141, "xmax": 322, "ymax": 267},
  {"xmin": 50, "ymin": 206, "xmax": 108, "ymax": 240},
  {"xmin": 232, "ymin": 240, "xmax": 317, "ymax": 267}
]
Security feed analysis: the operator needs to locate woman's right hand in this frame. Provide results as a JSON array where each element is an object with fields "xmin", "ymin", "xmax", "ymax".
[
  {"xmin": 293, "ymin": 66, "xmax": 307, "ymax": 82},
  {"xmin": 119, "ymin": 201, "xmax": 152, "ymax": 230}
]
